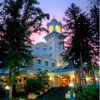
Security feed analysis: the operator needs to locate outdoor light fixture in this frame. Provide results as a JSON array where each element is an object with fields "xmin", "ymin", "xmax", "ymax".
[
  {"xmin": 4, "ymin": 85, "xmax": 10, "ymax": 100},
  {"xmin": 96, "ymin": 77, "xmax": 98, "ymax": 81},
  {"xmin": 86, "ymin": 77, "xmax": 90, "ymax": 81},
  {"xmin": 68, "ymin": 82, "xmax": 75, "ymax": 100},
  {"xmin": 2, "ymin": 76, "xmax": 4, "ymax": 78},
  {"xmin": 5, "ymin": 86, "xmax": 9, "ymax": 90},
  {"xmin": 69, "ymin": 82, "xmax": 73, "ymax": 87},
  {"xmin": 49, "ymin": 76, "xmax": 52, "ymax": 81}
]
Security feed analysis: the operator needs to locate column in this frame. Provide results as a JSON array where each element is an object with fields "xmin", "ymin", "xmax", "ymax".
[
  {"xmin": 34, "ymin": 72, "xmax": 35, "ymax": 79},
  {"xmin": 53, "ymin": 75, "xmax": 55, "ymax": 87},
  {"xmin": 73, "ymin": 73, "xmax": 77, "ymax": 88},
  {"xmin": 22, "ymin": 74, "xmax": 24, "ymax": 87},
  {"xmin": 26, "ymin": 73, "xmax": 30, "ymax": 79},
  {"xmin": 70, "ymin": 75, "xmax": 72, "ymax": 83},
  {"xmin": 0, "ymin": 77, "xmax": 2, "ymax": 86}
]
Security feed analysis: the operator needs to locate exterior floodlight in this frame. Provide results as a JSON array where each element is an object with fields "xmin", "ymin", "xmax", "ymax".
[
  {"xmin": 96, "ymin": 78, "xmax": 98, "ymax": 81},
  {"xmin": 69, "ymin": 82, "xmax": 73, "ymax": 87},
  {"xmin": 4, "ymin": 86, "xmax": 10, "ymax": 100},
  {"xmin": 5, "ymin": 86, "xmax": 9, "ymax": 90},
  {"xmin": 68, "ymin": 82, "xmax": 75, "ymax": 100}
]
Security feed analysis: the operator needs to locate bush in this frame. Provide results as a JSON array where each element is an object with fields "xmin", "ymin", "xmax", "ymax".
[
  {"xmin": 0, "ymin": 86, "xmax": 5, "ymax": 98},
  {"xmin": 24, "ymin": 78, "xmax": 44, "ymax": 94},
  {"xmin": 75, "ymin": 85, "xmax": 99, "ymax": 100},
  {"xmin": 24, "ymin": 71, "xmax": 49, "ymax": 95}
]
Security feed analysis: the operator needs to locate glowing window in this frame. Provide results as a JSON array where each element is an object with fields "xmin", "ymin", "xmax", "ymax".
[
  {"xmin": 49, "ymin": 26, "xmax": 53, "ymax": 33},
  {"xmin": 55, "ymin": 25, "xmax": 61, "ymax": 33}
]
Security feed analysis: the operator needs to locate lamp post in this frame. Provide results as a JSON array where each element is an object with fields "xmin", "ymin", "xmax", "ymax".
[
  {"xmin": 4, "ymin": 85, "xmax": 9, "ymax": 100},
  {"xmin": 68, "ymin": 82, "xmax": 75, "ymax": 100}
]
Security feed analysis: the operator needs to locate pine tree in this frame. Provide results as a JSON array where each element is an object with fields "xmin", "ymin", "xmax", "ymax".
[
  {"xmin": 63, "ymin": 3, "xmax": 92, "ymax": 87},
  {"xmin": 0, "ymin": 0, "xmax": 49, "ymax": 98}
]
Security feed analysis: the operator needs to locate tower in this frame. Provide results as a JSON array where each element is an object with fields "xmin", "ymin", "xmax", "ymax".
[{"xmin": 44, "ymin": 18, "xmax": 65, "ymax": 67}]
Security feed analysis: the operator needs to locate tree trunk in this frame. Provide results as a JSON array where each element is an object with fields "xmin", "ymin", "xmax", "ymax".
[
  {"xmin": 90, "ymin": 63, "xmax": 96, "ymax": 85},
  {"xmin": 9, "ymin": 68, "xmax": 15, "ymax": 99},
  {"xmin": 9, "ymin": 86, "xmax": 12, "ymax": 99},
  {"xmin": 80, "ymin": 52, "xmax": 84, "ymax": 88}
]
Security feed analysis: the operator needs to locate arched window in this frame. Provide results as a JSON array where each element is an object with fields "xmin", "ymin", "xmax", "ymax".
[
  {"xmin": 49, "ymin": 26, "xmax": 53, "ymax": 33},
  {"xmin": 55, "ymin": 25, "xmax": 61, "ymax": 33}
]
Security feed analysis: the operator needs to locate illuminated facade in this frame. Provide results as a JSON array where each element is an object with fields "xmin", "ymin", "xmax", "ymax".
[{"xmin": 0, "ymin": 18, "xmax": 99, "ymax": 88}]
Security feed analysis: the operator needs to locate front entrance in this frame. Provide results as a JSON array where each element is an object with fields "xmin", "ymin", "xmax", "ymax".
[{"xmin": 55, "ymin": 75, "xmax": 70, "ymax": 87}]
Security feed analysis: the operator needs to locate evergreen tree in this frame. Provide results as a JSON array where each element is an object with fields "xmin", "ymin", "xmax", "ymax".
[
  {"xmin": 63, "ymin": 3, "xmax": 92, "ymax": 68},
  {"xmin": 90, "ymin": 1, "xmax": 99, "ymax": 66},
  {"xmin": 0, "ymin": 0, "xmax": 49, "ymax": 98},
  {"xmin": 63, "ymin": 3, "xmax": 92, "ymax": 87}
]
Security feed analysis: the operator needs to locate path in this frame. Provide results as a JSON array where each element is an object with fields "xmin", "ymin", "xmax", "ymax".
[{"xmin": 37, "ymin": 87, "xmax": 69, "ymax": 100}]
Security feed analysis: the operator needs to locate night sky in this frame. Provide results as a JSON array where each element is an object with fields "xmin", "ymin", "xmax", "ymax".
[
  {"xmin": 0, "ymin": 0, "xmax": 90, "ymax": 43},
  {"xmin": 31, "ymin": 0, "xmax": 90, "ymax": 43}
]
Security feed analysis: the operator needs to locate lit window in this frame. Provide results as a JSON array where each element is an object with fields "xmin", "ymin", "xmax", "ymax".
[
  {"xmin": 55, "ymin": 25, "xmax": 61, "ymax": 33},
  {"xmin": 38, "ymin": 60, "xmax": 41, "ymax": 64},
  {"xmin": 45, "ymin": 61, "xmax": 48, "ymax": 66},
  {"xmin": 36, "ymin": 47, "xmax": 39, "ymax": 51},
  {"xmin": 49, "ymin": 26, "xmax": 53, "ymax": 33},
  {"xmin": 43, "ymin": 48, "xmax": 46, "ymax": 51},
  {"xmin": 52, "ymin": 63, "xmax": 55, "ymax": 67}
]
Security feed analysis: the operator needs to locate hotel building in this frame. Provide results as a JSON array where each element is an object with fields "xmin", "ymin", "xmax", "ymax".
[{"xmin": 0, "ymin": 18, "xmax": 99, "ymax": 88}]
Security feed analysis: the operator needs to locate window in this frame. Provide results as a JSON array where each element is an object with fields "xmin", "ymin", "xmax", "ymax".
[
  {"xmin": 49, "ymin": 47, "xmax": 52, "ymax": 50},
  {"xmin": 55, "ymin": 25, "xmax": 61, "ymax": 33},
  {"xmin": 28, "ymin": 46, "xmax": 32, "ymax": 50},
  {"xmin": 45, "ymin": 69, "xmax": 48, "ymax": 72},
  {"xmin": 51, "ymin": 63, "xmax": 55, "ymax": 67},
  {"xmin": 59, "ymin": 53, "xmax": 62, "ymax": 57},
  {"xmin": 59, "ymin": 60, "xmax": 62, "ymax": 63},
  {"xmin": 43, "ymin": 48, "xmax": 46, "ymax": 51},
  {"xmin": 38, "ymin": 60, "xmax": 41, "ymax": 64},
  {"xmin": 36, "ymin": 47, "xmax": 39, "ymax": 51},
  {"xmin": 49, "ymin": 26, "xmax": 53, "ymax": 33},
  {"xmin": 45, "ymin": 61, "xmax": 48, "ymax": 66},
  {"xmin": 38, "ymin": 68, "xmax": 41, "ymax": 71},
  {"xmin": 50, "ymin": 53, "xmax": 52, "ymax": 57},
  {"xmin": 58, "ymin": 47, "xmax": 61, "ymax": 50}
]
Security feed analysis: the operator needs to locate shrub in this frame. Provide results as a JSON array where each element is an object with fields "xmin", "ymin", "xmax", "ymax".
[
  {"xmin": 24, "ymin": 78, "xmax": 44, "ymax": 94},
  {"xmin": 75, "ymin": 85, "xmax": 99, "ymax": 100},
  {"xmin": 0, "ymin": 86, "xmax": 5, "ymax": 98},
  {"xmin": 24, "ymin": 71, "xmax": 49, "ymax": 94}
]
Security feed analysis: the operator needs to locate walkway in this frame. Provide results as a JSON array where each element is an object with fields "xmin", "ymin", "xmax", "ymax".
[{"xmin": 37, "ymin": 87, "xmax": 69, "ymax": 100}]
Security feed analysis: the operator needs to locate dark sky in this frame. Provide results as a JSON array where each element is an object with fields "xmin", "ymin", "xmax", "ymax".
[{"xmin": 0, "ymin": 0, "xmax": 90, "ymax": 43}]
